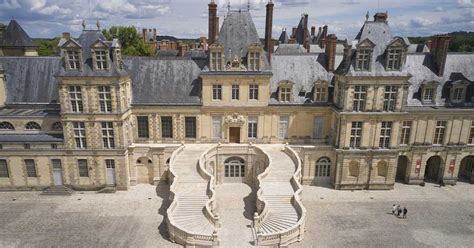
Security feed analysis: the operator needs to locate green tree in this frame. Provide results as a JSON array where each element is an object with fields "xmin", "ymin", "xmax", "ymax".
[
  {"xmin": 102, "ymin": 26, "xmax": 155, "ymax": 56},
  {"xmin": 36, "ymin": 37, "xmax": 60, "ymax": 56}
]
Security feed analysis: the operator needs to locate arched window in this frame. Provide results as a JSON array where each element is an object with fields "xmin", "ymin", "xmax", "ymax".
[
  {"xmin": 0, "ymin": 122, "xmax": 15, "ymax": 130},
  {"xmin": 315, "ymin": 157, "xmax": 331, "ymax": 177},
  {"xmin": 349, "ymin": 161, "xmax": 359, "ymax": 177},
  {"xmin": 51, "ymin": 122, "xmax": 63, "ymax": 131},
  {"xmin": 377, "ymin": 161, "xmax": 388, "ymax": 177},
  {"xmin": 224, "ymin": 157, "xmax": 245, "ymax": 178},
  {"xmin": 25, "ymin": 122, "xmax": 41, "ymax": 131}
]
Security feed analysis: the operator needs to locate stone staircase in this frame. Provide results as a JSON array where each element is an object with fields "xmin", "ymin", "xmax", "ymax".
[
  {"xmin": 41, "ymin": 185, "xmax": 74, "ymax": 196},
  {"xmin": 257, "ymin": 145, "xmax": 301, "ymax": 235},
  {"xmin": 167, "ymin": 145, "xmax": 216, "ymax": 237}
]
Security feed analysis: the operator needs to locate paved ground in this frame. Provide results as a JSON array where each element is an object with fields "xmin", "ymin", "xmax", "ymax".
[{"xmin": 0, "ymin": 182, "xmax": 473, "ymax": 248}]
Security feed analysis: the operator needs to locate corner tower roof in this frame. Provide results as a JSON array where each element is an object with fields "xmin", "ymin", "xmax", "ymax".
[{"xmin": 0, "ymin": 20, "xmax": 37, "ymax": 48}]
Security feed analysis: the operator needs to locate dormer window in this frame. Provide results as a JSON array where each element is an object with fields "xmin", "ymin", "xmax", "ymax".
[
  {"xmin": 423, "ymin": 87, "xmax": 435, "ymax": 103},
  {"xmin": 386, "ymin": 48, "xmax": 403, "ymax": 70},
  {"xmin": 314, "ymin": 81, "xmax": 328, "ymax": 102},
  {"xmin": 67, "ymin": 50, "xmax": 81, "ymax": 70},
  {"xmin": 278, "ymin": 81, "xmax": 294, "ymax": 103},
  {"xmin": 95, "ymin": 50, "xmax": 108, "ymax": 70},
  {"xmin": 248, "ymin": 51, "xmax": 260, "ymax": 71},
  {"xmin": 450, "ymin": 81, "xmax": 468, "ymax": 104},
  {"xmin": 355, "ymin": 49, "xmax": 371, "ymax": 71},
  {"xmin": 211, "ymin": 51, "xmax": 222, "ymax": 71}
]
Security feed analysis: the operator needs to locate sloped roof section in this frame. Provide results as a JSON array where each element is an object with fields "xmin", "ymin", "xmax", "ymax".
[
  {"xmin": 0, "ymin": 57, "xmax": 61, "ymax": 104},
  {"xmin": 0, "ymin": 20, "xmax": 37, "ymax": 48},
  {"xmin": 123, "ymin": 57, "xmax": 202, "ymax": 105},
  {"xmin": 278, "ymin": 29, "xmax": 289, "ymax": 44}
]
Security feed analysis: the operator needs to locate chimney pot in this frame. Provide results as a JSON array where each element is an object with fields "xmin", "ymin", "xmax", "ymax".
[
  {"xmin": 373, "ymin": 12, "xmax": 388, "ymax": 22},
  {"xmin": 325, "ymin": 34, "xmax": 337, "ymax": 72},
  {"xmin": 62, "ymin": 32, "xmax": 70, "ymax": 39},
  {"xmin": 265, "ymin": 0, "xmax": 275, "ymax": 61},
  {"xmin": 430, "ymin": 35, "xmax": 451, "ymax": 76},
  {"xmin": 311, "ymin": 26, "xmax": 316, "ymax": 36}
]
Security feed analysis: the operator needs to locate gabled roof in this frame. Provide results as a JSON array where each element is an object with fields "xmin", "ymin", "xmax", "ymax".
[
  {"xmin": 278, "ymin": 29, "xmax": 289, "ymax": 44},
  {"xmin": 0, "ymin": 20, "xmax": 37, "ymax": 48},
  {"xmin": 294, "ymin": 17, "xmax": 308, "ymax": 45}
]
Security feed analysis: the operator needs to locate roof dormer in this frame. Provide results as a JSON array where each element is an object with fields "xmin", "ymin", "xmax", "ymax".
[
  {"xmin": 354, "ymin": 38, "xmax": 375, "ymax": 71},
  {"xmin": 60, "ymin": 39, "xmax": 83, "ymax": 71},
  {"xmin": 247, "ymin": 44, "xmax": 262, "ymax": 71},
  {"xmin": 91, "ymin": 40, "xmax": 110, "ymax": 71},
  {"xmin": 385, "ymin": 37, "xmax": 408, "ymax": 71}
]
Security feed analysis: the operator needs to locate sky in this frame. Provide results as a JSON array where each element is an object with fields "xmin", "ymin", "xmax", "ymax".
[{"xmin": 0, "ymin": 0, "xmax": 473, "ymax": 40}]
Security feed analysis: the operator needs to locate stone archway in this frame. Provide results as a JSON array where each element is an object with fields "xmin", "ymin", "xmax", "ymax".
[
  {"xmin": 424, "ymin": 156, "xmax": 442, "ymax": 183},
  {"xmin": 136, "ymin": 157, "xmax": 154, "ymax": 185},
  {"xmin": 459, "ymin": 156, "xmax": 474, "ymax": 183},
  {"xmin": 396, "ymin": 156, "xmax": 409, "ymax": 183}
]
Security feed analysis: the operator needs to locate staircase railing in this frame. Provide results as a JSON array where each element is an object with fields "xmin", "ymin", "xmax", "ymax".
[
  {"xmin": 252, "ymin": 146, "xmax": 271, "ymax": 232},
  {"xmin": 198, "ymin": 145, "xmax": 220, "ymax": 228}
]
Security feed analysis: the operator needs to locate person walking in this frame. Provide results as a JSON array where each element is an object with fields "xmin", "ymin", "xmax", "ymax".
[
  {"xmin": 403, "ymin": 207, "xmax": 407, "ymax": 219},
  {"xmin": 392, "ymin": 204, "xmax": 397, "ymax": 215},
  {"xmin": 397, "ymin": 205, "xmax": 402, "ymax": 217}
]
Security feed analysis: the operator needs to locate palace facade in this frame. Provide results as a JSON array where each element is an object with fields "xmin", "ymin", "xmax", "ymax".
[{"xmin": 1, "ymin": 2, "xmax": 473, "ymax": 193}]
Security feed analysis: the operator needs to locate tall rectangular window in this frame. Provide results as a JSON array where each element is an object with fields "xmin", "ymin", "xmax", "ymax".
[
  {"xmin": 353, "ymin": 86, "xmax": 367, "ymax": 112},
  {"xmin": 248, "ymin": 116, "xmax": 258, "ymax": 139},
  {"xmin": 212, "ymin": 116, "xmax": 222, "ymax": 139},
  {"xmin": 69, "ymin": 86, "xmax": 83, "ymax": 113},
  {"xmin": 350, "ymin": 121, "xmax": 363, "ymax": 149},
  {"xmin": 433, "ymin": 121, "xmax": 447, "ymax": 145},
  {"xmin": 469, "ymin": 121, "xmax": 474, "ymax": 145},
  {"xmin": 78, "ymin": 159, "xmax": 89, "ymax": 177},
  {"xmin": 400, "ymin": 121, "xmax": 412, "ymax": 145},
  {"xmin": 137, "ymin": 116, "xmax": 149, "ymax": 138},
  {"xmin": 249, "ymin": 85, "xmax": 259, "ymax": 100},
  {"xmin": 387, "ymin": 49, "xmax": 402, "ymax": 70},
  {"xmin": 161, "ymin": 116, "xmax": 173, "ymax": 138},
  {"xmin": 452, "ymin": 88, "xmax": 464, "ymax": 102},
  {"xmin": 356, "ymin": 49, "xmax": 371, "ymax": 70},
  {"xmin": 0, "ymin": 160, "xmax": 9, "ymax": 178},
  {"xmin": 313, "ymin": 117, "xmax": 324, "ymax": 139},
  {"xmin": 98, "ymin": 86, "xmax": 112, "ymax": 113},
  {"xmin": 211, "ymin": 51, "xmax": 222, "ymax": 71},
  {"xmin": 95, "ymin": 50, "xmax": 107, "ymax": 70},
  {"xmin": 212, "ymin": 85, "xmax": 222, "ymax": 100},
  {"xmin": 379, "ymin": 121, "xmax": 392, "ymax": 149},
  {"xmin": 383, "ymin": 86, "xmax": 398, "ymax": 111},
  {"xmin": 232, "ymin": 85, "xmax": 240, "ymax": 100},
  {"xmin": 314, "ymin": 86, "xmax": 327, "ymax": 102},
  {"xmin": 279, "ymin": 87, "xmax": 291, "ymax": 102},
  {"xmin": 73, "ymin": 122, "xmax": 87, "ymax": 149},
  {"xmin": 279, "ymin": 116, "xmax": 289, "ymax": 139},
  {"xmin": 101, "ymin": 122, "xmax": 115, "ymax": 149},
  {"xmin": 67, "ymin": 50, "xmax": 80, "ymax": 70},
  {"xmin": 423, "ymin": 88, "xmax": 435, "ymax": 102},
  {"xmin": 24, "ymin": 159, "xmax": 37, "ymax": 177},
  {"xmin": 248, "ymin": 52, "xmax": 260, "ymax": 71},
  {"xmin": 185, "ymin": 117, "xmax": 197, "ymax": 138}
]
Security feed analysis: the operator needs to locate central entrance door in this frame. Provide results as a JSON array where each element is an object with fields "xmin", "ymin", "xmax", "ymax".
[
  {"xmin": 52, "ymin": 159, "xmax": 63, "ymax": 186},
  {"xmin": 424, "ymin": 156, "xmax": 442, "ymax": 182},
  {"xmin": 229, "ymin": 127, "xmax": 241, "ymax": 143}
]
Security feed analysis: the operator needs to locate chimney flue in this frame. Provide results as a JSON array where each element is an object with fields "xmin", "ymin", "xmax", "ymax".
[
  {"xmin": 374, "ymin": 12, "xmax": 388, "ymax": 22},
  {"xmin": 311, "ymin": 26, "xmax": 316, "ymax": 37},
  {"xmin": 325, "ymin": 34, "xmax": 337, "ymax": 72},
  {"xmin": 430, "ymin": 35, "xmax": 451, "ymax": 77},
  {"xmin": 62, "ymin": 32, "xmax": 70, "ymax": 39},
  {"xmin": 265, "ymin": 0, "xmax": 275, "ymax": 61},
  {"xmin": 208, "ymin": 1, "xmax": 217, "ymax": 45}
]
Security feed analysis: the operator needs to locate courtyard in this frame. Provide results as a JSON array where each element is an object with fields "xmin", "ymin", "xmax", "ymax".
[{"xmin": 0, "ymin": 182, "xmax": 473, "ymax": 248}]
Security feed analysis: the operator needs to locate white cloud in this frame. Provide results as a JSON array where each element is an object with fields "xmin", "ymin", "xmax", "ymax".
[
  {"xmin": 410, "ymin": 17, "xmax": 433, "ymax": 27},
  {"xmin": 457, "ymin": 0, "xmax": 474, "ymax": 8}
]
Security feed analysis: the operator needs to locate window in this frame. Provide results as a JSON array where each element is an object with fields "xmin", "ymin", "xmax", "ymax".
[
  {"xmin": 161, "ymin": 116, "xmax": 173, "ymax": 138},
  {"xmin": 383, "ymin": 86, "xmax": 398, "ymax": 111},
  {"xmin": 433, "ymin": 121, "xmax": 447, "ymax": 145},
  {"xmin": 95, "ymin": 50, "xmax": 107, "ymax": 70},
  {"xmin": 350, "ymin": 121, "xmax": 363, "ymax": 149},
  {"xmin": 25, "ymin": 122, "xmax": 41, "ymax": 130},
  {"xmin": 315, "ymin": 157, "xmax": 331, "ymax": 177},
  {"xmin": 452, "ymin": 87, "xmax": 464, "ymax": 102},
  {"xmin": 67, "ymin": 50, "xmax": 80, "ymax": 70},
  {"xmin": 73, "ymin": 122, "xmax": 87, "ymax": 149},
  {"xmin": 377, "ymin": 161, "xmax": 388, "ymax": 177},
  {"xmin": 106, "ymin": 159, "xmax": 115, "ymax": 170},
  {"xmin": 24, "ymin": 144, "xmax": 30, "ymax": 149},
  {"xmin": 185, "ymin": 117, "xmax": 197, "ymax": 138},
  {"xmin": 51, "ymin": 144, "xmax": 58, "ymax": 149},
  {"xmin": 469, "ymin": 121, "xmax": 474, "ymax": 145},
  {"xmin": 231, "ymin": 85, "xmax": 240, "ymax": 100},
  {"xmin": 98, "ymin": 86, "xmax": 112, "ymax": 112},
  {"xmin": 313, "ymin": 117, "xmax": 324, "ymax": 139},
  {"xmin": 0, "ymin": 122, "xmax": 14, "ymax": 130},
  {"xmin": 379, "ymin": 121, "xmax": 392, "ymax": 149},
  {"xmin": 0, "ymin": 144, "xmax": 2, "ymax": 149},
  {"xmin": 0, "ymin": 160, "xmax": 8, "ymax": 177},
  {"xmin": 423, "ymin": 88, "xmax": 435, "ymax": 103},
  {"xmin": 314, "ymin": 86, "xmax": 327, "ymax": 102},
  {"xmin": 355, "ymin": 49, "xmax": 371, "ymax": 70},
  {"xmin": 224, "ymin": 157, "xmax": 245, "ymax": 178},
  {"xmin": 101, "ymin": 122, "xmax": 115, "ymax": 149},
  {"xmin": 24, "ymin": 159, "xmax": 37, "ymax": 177},
  {"xmin": 279, "ymin": 116, "xmax": 289, "ymax": 139},
  {"xmin": 78, "ymin": 159, "xmax": 89, "ymax": 177},
  {"xmin": 248, "ymin": 116, "xmax": 258, "ymax": 139},
  {"xmin": 248, "ymin": 52, "xmax": 260, "ymax": 71},
  {"xmin": 137, "ymin": 116, "xmax": 149, "ymax": 138},
  {"xmin": 279, "ymin": 86, "xmax": 292, "ymax": 102},
  {"xmin": 51, "ymin": 122, "xmax": 63, "ymax": 131},
  {"xmin": 211, "ymin": 51, "xmax": 222, "ymax": 71},
  {"xmin": 249, "ymin": 85, "xmax": 259, "ymax": 100},
  {"xmin": 400, "ymin": 121, "xmax": 412, "ymax": 145},
  {"xmin": 69, "ymin": 86, "xmax": 83, "ymax": 112},
  {"xmin": 386, "ymin": 49, "xmax": 402, "ymax": 70},
  {"xmin": 349, "ymin": 161, "xmax": 359, "ymax": 177},
  {"xmin": 353, "ymin": 86, "xmax": 367, "ymax": 112},
  {"xmin": 212, "ymin": 116, "xmax": 222, "ymax": 139},
  {"xmin": 212, "ymin": 85, "xmax": 222, "ymax": 100},
  {"xmin": 52, "ymin": 159, "xmax": 62, "ymax": 170}
]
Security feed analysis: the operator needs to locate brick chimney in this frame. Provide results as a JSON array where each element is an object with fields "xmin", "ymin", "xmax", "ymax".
[
  {"xmin": 430, "ymin": 35, "xmax": 451, "ymax": 77},
  {"xmin": 178, "ymin": 43, "xmax": 188, "ymax": 57},
  {"xmin": 311, "ymin": 26, "xmax": 316, "ymax": 37},
  {"xmin": 374, "ymin": 12, "xmax": 388, "ymax": 22},
  {"xmin": 325, "ymin": 34, "xmax": 337, "ymax": 72},
  {"xmin": 303, "ymin": 14, "xmax": 309, "ymax": 51},
  {"xmin": 62, "ymin": 32, "xmax": 70, "ymax": 39},
  {"xmin": 208, "ymin": 0, "xmax": 217, "ymax": 45},
  {"xmin": 319, "ymin": 25, "xmax": 328, "ymax": 48},
  {"xmin": 265, "ymin": 0, "xmax": 274, "ymax": 54},
  {"xmin": 292, "ymin": 27, "xmax": 297, "ymax": 39}
]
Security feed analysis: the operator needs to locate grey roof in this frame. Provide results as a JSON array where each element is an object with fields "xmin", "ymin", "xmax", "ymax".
[
  {"xmin": 0, "ymin": 20, "xmax": 37, "ymax": 48},
  {"xmin": 0, "ymin": 107, "xmax": 60, "ymax": 117},
  {"xmin": 156, "ymin": 50, "xmax": 179, "ymax": 57},
  {"xmin": 216, "ymin": 10, "xmax": 262, "ymax": 64},
  {"xmin": 123, "ymin": 57, "xmax": 201, "ymax": 105},
  {"xmin": 0, "ymin": 134, "xmax": 63, "ymax": 143},
  {"xmin": 294, "ymin": 17, "xmax": 308, "ymax": 45},
  {"xmin": 278, "ymin": 29, "xmax": 289, "ymax": 44},
  {"xmin": 274, "ymin": 44, "xmax": 307, "ymax": 55},
  {"xmin": 0, "ymin": 57, "xmax": 61, "ymax": 104}
]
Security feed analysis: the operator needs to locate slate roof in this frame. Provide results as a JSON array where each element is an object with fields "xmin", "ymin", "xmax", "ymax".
[
  {"xmin": 0, "ymin": 20, "xmax": 37, "ymax": 48},
  {"xmin": 0, "ymin": 57, "xmax": 61, "ymax": 104},
  {"xmin": 123, "ymin": 57, "xmax": 201, "ymax": 105},
  {"xmin": 278, "ymin": 29, "xmax": 289, "ymax": 44},
  {"xmin": 294, "ymin": 17, "xmax": 308, "ymax": 45},
  {"xmin": 0, "ymin": 134, "xmax": 63, "ymax": 143},
  {"xmin": 274, "ymin": 44, "xmax": 307, "ymax": 55},
  {"xmin": 0, "ymin": 107, "xmax": 60, "ymax": 117}
]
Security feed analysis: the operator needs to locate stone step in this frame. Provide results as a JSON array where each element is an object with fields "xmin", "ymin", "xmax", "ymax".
[{"xmin": 41, "ymin": 186, "xmax": 74, "ymax": 196}]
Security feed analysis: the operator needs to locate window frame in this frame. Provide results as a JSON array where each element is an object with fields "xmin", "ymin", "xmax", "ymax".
[
  {"xmin": 161, "ymin": 116, "xmax": 173, "ymax": 139},
  {"xmin": 73, "ymin": 122, "xmax": 87, "ymax": 149},
  {"xmin": 24, "ymin": 159, "xmax": 37, "ymax": 177},
  {"xmin": 313, "ymin": 116, "xmax": 324, "ymax": 139},
  {"xmin": 231, "ymin": 85, "xmax": 240, "ymax": 100},
  {"xmin": 314, "ymin": 84, "xmax": 327, "ymax": 102},
  {"xmin": 379, "ymin": 121, "xmax": 392, "ymax": 149},
  {"xmin": 386, "ymin": 48, "xmax": 403, "ymax": 71},
  {"xmin": 400, "ymin": 121, "xmax": 412, "ymax": 146},
  {"xmin": 78, "ymin": 159, "xmax": 89, "ymax": 177},
  {"xmin": 353, "ymin": 86, "xmax": 367, "ymax": 112},
  {"xmin": 278, "ymin": 116, "xmax": 289, "ymax": 139},
  {"xmin": 0, "ymin": 159, "xmax": 9, "ymax": 178},
  {"xmin": 0, "ymin": 122, "xmax": 14, "ymax": 131},
  {"xmin": 25, "ymin": 122, "xmax": 41, "ymax": 131},
  {"xmin": 315, "ymin": 157, "xmax": 331, "ymax": 177},
  {"xmin": 98, "ymin": 86, "xmax": 112, "ymax": 113},
  {"xmin": 101, "ymin": 122, "xmax": 115, "ymax": 149},
  {"xmin": 433, "ymin": 121, "xmax": 447, "ymax": 145},
  {"xmin": 212, "ymin": 116, "xmax": 222, "ymax": 139},
  {"xmin": 279, "ymin": 86, "xmax": 292, "ymax": 103},
  {"xmin": 137, "ymin": 116, "xmax": 149, "ymax": 139},
  {"xmin": 350, "ymin": 121, "xmax": 363, "ymax": 149},
  {"xmin": 95, "ymin": 50, "xmax": 108, "ymax": 70},
  {"xmin": 248, "ymin": 116, "xmax": 258, "ymax": 139},
  {"xmin": 212, "ymin": 85, "xmax": 222, "ymax": 101},
  {"xmin": 66, "ymin": 50, "xmax": 81, "ymax": 70},
  {"xmin": 69, "ymin": 86, "xmax": 83, "ymax": 113},
  {"xmin": 355, "ymin": 49, "xmax": 371, "ymax": 71},
  {"xmin": 248, "ymin": 51, "xmax": 260, "ymax": 71},
  {"xmin": 249, "ymin": 84, "xmax": 259, "ymax": 101},
  {"xmin": 185, "ymin": 117, "xmax": 197, "ymax": 139},
  {"xmin": 422, "ymin": 87, "xmax": 436, "ymax": 103},
  {"xmin": 383, "ymin": 86, "xmax": 398, "ymax": 111}
]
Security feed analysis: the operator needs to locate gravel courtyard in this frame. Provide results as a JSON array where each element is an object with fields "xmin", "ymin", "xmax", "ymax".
[{"xmin": 0, "ymin": 182, "xmax": 473, "ymax": 248}]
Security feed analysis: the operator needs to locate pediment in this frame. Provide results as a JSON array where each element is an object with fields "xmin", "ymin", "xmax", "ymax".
[
  {"xmin": 91, "ymin": 39, "xmax": 109, "ymax": 49},
  {"xmin": 387, "ymin": 37, "xmax": 408, "ymax": 48},
  {"xmin": 356, "ymin": 38, "xmax": 375, "ymax": 48},
  {"xmin": 62, "ymin": 39, "xmax": 81, "ymax": 49}
]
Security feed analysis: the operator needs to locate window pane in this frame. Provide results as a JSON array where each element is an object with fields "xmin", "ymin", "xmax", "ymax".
[
  {"xmin": 137, "ymin": 116, "xmax": 149, "ymax": 138},
  {"xmin": 78, "ymin": 159, "xmax": 89, "ymax": 177},
  {"xmin": 0, "ymin": 160, "xmax": 9, "ymax": 177},
  {"xmin": 185, "ymin": 117, "xmax": 197, "ymax": 138},
  {"xmin": 25, "ymin": 159, "xmax": 37, "ymax": 177},
  {"xmin": 161, "ymin": 116, "xmax": 173, "ymax": 138}
]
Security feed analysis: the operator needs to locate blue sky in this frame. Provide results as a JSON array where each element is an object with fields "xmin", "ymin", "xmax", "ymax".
[{"xmin": 0, "ymin": 0, "xmax": 473, "ymax": 40}]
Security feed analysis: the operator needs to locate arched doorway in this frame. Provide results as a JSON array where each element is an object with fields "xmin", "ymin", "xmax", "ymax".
[
  {"xmin": 458, "ymin": 156, "xmax": 474, "ymax": 183},
  {"xmin": 223, "ymin": 157, "xmax": 245, "ymax": 183},
  {"xmin": 424, "ymin": 156, "xmax": 442, "ymax": 183},
  {"xmin": 396, "ymin": 156, "xmax": 409, "ymax": 183},
  {"xmin": 136, "ymin": 157, "xmax": 154, "ymax": 185},
  {"xmin": 314, "ymin": 157, "xmax": 331, "ymax": 186}
]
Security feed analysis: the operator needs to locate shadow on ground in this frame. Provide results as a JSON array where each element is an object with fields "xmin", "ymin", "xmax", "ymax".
[
  {"xmin": 156, "ymin": 181, "xmax": 171, "ymax": 240},
  {"xmin": 243, "ymin": 184, "xmax": 257, "ymax": 220}
]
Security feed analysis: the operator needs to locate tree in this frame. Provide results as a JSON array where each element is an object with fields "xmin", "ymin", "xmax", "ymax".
[
  {"xmin": 102, "ymin": 26, "xmax": 155, "ymax": 56},
  {"xmin": 36, "ymin": 37, "xmax": 60, "ymax": 56}
]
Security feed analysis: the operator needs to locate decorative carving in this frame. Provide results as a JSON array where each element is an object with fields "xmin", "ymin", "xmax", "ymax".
[{"xmin": 224, "ymin": 112, "xmax": 246, "ymax": 126}]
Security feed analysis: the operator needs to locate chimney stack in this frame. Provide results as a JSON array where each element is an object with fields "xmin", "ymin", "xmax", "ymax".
[
  {"xmin": 265, "ymin": 0, "xmax": 274, "ymax": 60},
  {"xmin": 325, "ymin": 34, "xmax": 337, "ymax": 72},
  {"xmin": 292, "ymin": 27, "xmax": 297, "ymax": 38},
  {"xmin": 319, "ymin": 25, "xmax": 328, "ymax": 48},
  {"xmin": 374, "ymin": 12, "xmax": 388, "ymax": 23},
  {"xmin": 208, "ymin": 0, "xmax": 218, "ymax": 45},
  {"xmin": 62, "ymin": 32, "xmax": 70, "ymax": 39},
  {"xmin": 178, "ymin": 43, "xmax": 188, "ymax": 57},
  {"xmin": 303, "ymin": 14, "xmax": 309, "ymax": 51},
  {"xmin": 311, "ymin": 26, "xmax": 316, "ymax": 37},
  {"xmin": 430, "ymin": 35, "xmax": 451, "ymax": 77}
]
